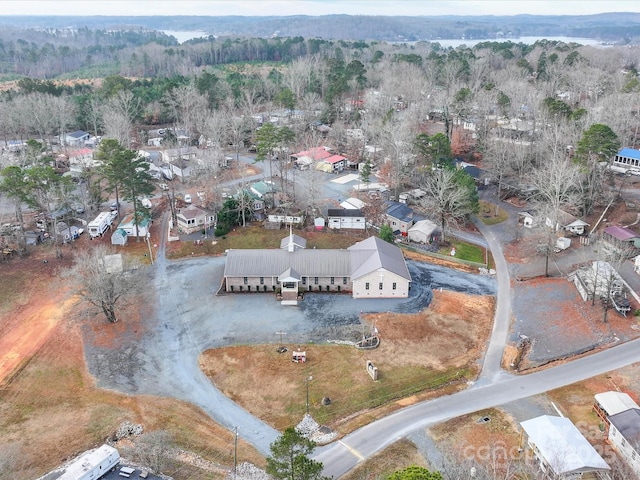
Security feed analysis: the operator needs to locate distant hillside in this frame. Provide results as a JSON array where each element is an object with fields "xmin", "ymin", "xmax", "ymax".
[{"xmin": 2, "ymin": 13, "xmax": 640, "ymax": 42}]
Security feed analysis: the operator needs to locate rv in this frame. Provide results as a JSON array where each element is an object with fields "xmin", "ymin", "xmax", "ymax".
[
  {"xmin": 36, "ymin": 444, "xmax": 120, "ymax": 480},
  {"xmin": 88, "ymin": 212, "xmax": 113, "ymax": 239}
]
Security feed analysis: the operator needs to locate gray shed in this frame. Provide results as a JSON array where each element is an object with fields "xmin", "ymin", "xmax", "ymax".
[
  {"xmin": 111, "ymin": 228, "xmax": 128, "ymax": 246},
  {"xmin": 408, "ymin": 219, "xmax": 438, "ymax": 244}
]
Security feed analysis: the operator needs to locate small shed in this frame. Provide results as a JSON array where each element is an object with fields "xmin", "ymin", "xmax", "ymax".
[
  {"xmin": 518, "ymin": 211, "xmax": 535, "ymax": 228},
  {"xmin": 408, "ymin": 219, "xmax": 439, "ymax": 244},
  {"xmin": 111, "ymin": 228, "xmax": 128, "ymax": 246},
  {"xmin": 314, "ymin": 217, "xmax": 325, "ymax": 231}
]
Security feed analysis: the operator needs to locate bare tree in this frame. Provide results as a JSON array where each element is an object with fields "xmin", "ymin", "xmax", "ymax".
[
  {"xmin": 130, "ymin": 430, "xmax": 174, "ymax": 475},
  {"xmin": 63, "ymin": 244, "xmax": 144, "ymax": 323},
  {"xmin": 101, "ymin": 90, "xmax": 140, "ymax": 148}
]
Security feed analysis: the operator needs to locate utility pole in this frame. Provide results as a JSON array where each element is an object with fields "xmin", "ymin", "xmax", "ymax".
[
  {"xmin": 305, "ymin": 375, "xmax": 313, "ymax": 414},
  {"xmin": 234, "ymin": 426, "xmax": 238, "ymax": 480}
]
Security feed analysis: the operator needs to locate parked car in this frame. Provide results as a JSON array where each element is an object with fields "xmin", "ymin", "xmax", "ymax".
[{"xmin": 110, "ymin": 202, "xmax": 120, "ymax": 211}]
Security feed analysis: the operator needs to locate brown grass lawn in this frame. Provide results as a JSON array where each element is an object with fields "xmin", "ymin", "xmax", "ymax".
[
  {"xmin": 167, "ymin": 225, "xmax": 370, "ymax": 259},
  {"xmin": 200, "ymin": 290, "xmax": 496, "ymax": 432},
  {"xmin": 0, "ymin": 243, "xmax": 262, "ymax": 480},
  {"xmin": 341, "ymin": 439, "xmax": 429, "ymax": 480}
]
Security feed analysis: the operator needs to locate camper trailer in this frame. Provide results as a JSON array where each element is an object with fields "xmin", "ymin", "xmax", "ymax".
[{"xmin": 88, "ymin": 212, "xmax": 113, "ymax": 239}]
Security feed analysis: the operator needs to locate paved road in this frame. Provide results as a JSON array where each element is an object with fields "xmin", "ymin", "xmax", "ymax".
[
  {"xmin": 312, "ymin": 212, "xmax": 640, "ymax": 478},
  {"xmin": 314, "ymin": 336, "xmax": 640, "ymax": 478}
]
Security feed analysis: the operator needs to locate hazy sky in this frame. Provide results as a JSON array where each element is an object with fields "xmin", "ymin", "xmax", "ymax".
[{"xmin": 4, "ymin": 0, "xmax": 640, "ymax": 17}]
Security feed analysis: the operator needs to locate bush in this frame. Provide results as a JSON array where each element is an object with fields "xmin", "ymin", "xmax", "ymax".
[{"xmin": 215, "ymin": 224, "xmax": 230, "ymax": 237}]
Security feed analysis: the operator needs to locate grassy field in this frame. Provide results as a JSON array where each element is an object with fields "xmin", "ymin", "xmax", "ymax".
[
  {"xmin": 200, "ymin": 290, "xmax": 495, "ymax": 432},
  {"xmin": 478, "ymin": 200, "xmax": 509, "ymax": 226},
  {"xmin": 439, "ymin": 239, "xmax": 487, "ymax": 265},
  {"xmin": 167, "ymin": 225, "xmax": 369, "ymax": 258}
]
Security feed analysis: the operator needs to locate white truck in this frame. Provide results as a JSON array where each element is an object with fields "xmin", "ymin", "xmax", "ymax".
[{"xmin": 88, "ymin": 212, "xmax": 113, "ymax": 239}]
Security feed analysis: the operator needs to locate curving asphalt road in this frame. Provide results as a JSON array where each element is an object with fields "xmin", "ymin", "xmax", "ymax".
[{"xmin": 312, "ymin": 216, "xmax": 640, "ymax": 478}]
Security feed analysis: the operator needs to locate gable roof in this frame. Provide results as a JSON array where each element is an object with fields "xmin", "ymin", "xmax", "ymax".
[
  {"xmin": 604, "ymin": 226, "xmax": 639, "ymax": 241},
  {"xmin": 325, "ymin": 154, "xmax": 347, "ymax": 164},
  {"xmin": 280, "ymin": 233, "xmax": 307, "ymax": 251},
  {"xmin": 178, "ymin": 205, "xmax": 208, "ymax": 221},
  {"xmin": 348, "ymin": 236, "xmax": 411, "ymax": 281},
  {"xmin": 408, "ymin": 219, "xmax": 438, "ymax": 235},
  {"xmin": 292, "ymin": 146, "xmax": 332, "ymax": 160},
  {"xmin": 67, "ymin": 130, "xmax": 89, "ymax": 139},
  {"xmin": 224, "ymin": 249, "xmax": 351, "ymax": 277},
  {"xmin": 278, "ymin": 267, "xmax": 301, "ymax": 282},
  {"xmin": 521, "ymin": 415, "xmax": 610, "ymax": 475},
  {"xmin": 609, "ymin": 408, "xmax": 640, "ymax": 444},
  {"xmin": 385, "ymin": 201, "xmax": 414, "ymax": 222}
]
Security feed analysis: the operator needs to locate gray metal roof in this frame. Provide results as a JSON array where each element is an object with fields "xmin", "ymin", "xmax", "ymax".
[
  {"xmin": 349, "ymin": 236, "xmax": 411, "ymax": 281},
  {"xmin": 609, "ymin": 408, "xmax": 640, "ymax": 443},
  {"xmin": 224, "ymin": 249, "xmax": 351, "ymax": 277},
  {"xmin": 280, "ymin": 234, "xmax": 307, "ymax": 250},
  {"xmin": 224, "ymin": 236, "xmax": 411, "ymax": 281}
]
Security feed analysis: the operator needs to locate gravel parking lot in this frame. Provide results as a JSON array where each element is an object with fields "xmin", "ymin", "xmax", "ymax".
[{"xmin": 82, "ymin": 254, "xmax": 496, "ymax": 454}]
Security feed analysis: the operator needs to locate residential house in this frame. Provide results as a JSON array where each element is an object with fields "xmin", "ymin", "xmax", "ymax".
[
  {"xmin": 520, "ymin": 415, "xmax": 610, "ymax": 478},
  {"xmin": 67, "ymin": 148, "xmax": 100, "ymax": 173},
  {"xmin": 223, "ymin": 234, "xmax": 411, "ymax": 301},
  {"xmin": 176, "ymin": 205, "xmax": 215, "ymax": 234},
  {"xmin": 593, "ymin": 391, "xmax": 639, "ymax": 434},
  {"xmin": 407, "ymin": 219, "xmax": 439, "ymax": 244},
  {"xmin": 384, "ymin": 201, "xmax": 415, "ymax": 236},
  {"xmin": 62, "ymin": 130, "xmax": 90, "ymax": 147},
  {"xmin": 611, "ymin": 147, "xmax": 640, "ymax": 174},
  {"xmin": 327, "ymin": 208, "xmax": 366, "ymax": 230},
  {"xmin": 546, "ymin": 210, "xmax": 589, "ymax": 235},
  {"xmin": 160, "ymin": 146, "xmax": 198, "ymax": 164},
  {"xmin": 291, "ymin": 146, "xmax": 332, "ymax": 169},
  {"xmin": 608, "ymin": 408, "xmax": 640, "ymax": 473},
  {"xmin": 603, "ymin": 226, "xmax": 640, "ymax": 252},
  {"xmin": 316, "ymin": 154, "xmax": 347, "ymax": 173},
  {"xmin": 117, "ymin": 213, "xmax": 152, "ymax": 237}
]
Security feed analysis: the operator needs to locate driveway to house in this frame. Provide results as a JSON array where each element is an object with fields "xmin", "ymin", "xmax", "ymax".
[{"xmin": 82, "ymin": 213, "xmax": 496, "ymax": 455}]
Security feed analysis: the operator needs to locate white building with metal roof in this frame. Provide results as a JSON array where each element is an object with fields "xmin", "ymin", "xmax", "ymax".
[
  {"xmin": 520, "ymin": 415, "xmax": 610, "ymax": 478},
  {"xmin": 223, "ymin": 234, "xmax": 411, "ymax": 301}
]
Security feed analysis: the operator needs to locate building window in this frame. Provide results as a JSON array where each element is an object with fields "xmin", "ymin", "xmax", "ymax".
[
  {"xmin": 393, "ymin": 282, "xmax": 397, "ymax": 290},
  {"xmin": 330, "ymin": 277, "xmax": 335, "ymax": 285},
  {"xmin": 365, "ymin": 282, "xmax": 370, "ymax": 290},
  {"xmin": 343, "ymin": 277, "xmax": 347, "ymax": 285},
  {"xmin": 260, "ymin": 277, "xmax": 264, "ymax": 285},
  {"xmin": 302, "ymin": 277, "xmax": 307, "ymax": 285},
  {"xmin": 243, "ymin": 277, "xmax": 248, "ymax": 285},
  {"xmin": 314, "ymin": 277, "xmax": 318, "ymax": 285},
  {"xmin": 379, "ymin": 282, "xmax": 383, "ymax": 290}
]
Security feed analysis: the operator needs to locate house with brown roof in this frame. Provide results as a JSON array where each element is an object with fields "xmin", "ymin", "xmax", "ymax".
[{"xmin": 176, "ymin": 205, "xmax": 215, "ymax": 234}]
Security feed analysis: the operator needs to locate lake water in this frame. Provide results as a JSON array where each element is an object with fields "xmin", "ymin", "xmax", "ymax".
[
  {"xmin": 163, "ymin": 31, "xmax": 605, "ymax": 48},
  {"xmin": 163, "ymin": 30, "xmax": 209, "ymax": 43},
  {"xmin": 413, "ymin": 36, "xmax": 606, "ymax": 48}
]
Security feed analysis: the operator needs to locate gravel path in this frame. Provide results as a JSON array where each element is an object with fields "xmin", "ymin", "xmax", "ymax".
[{"xmin": 82, "ymin": 238, "xmax": 496, "ymax": 455}]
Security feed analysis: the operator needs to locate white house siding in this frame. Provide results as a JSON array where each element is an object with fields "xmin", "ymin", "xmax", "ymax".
[
  {"xmin": 352, "ymin": 269, "xmax": 409, "ymax": 298},
  {"xmin": 328, "ymin": 216, "xmax": 365, "ymax": 230},
  {"xmin": 608, "ymin": 424, "xmax": 640, "ymax": 472}
]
